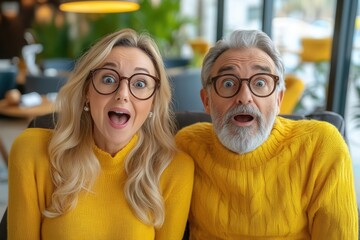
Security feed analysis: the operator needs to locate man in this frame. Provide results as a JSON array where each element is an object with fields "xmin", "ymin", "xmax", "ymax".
[{"xmin": 175, "ymin": 29, "xmax": 358, "ymax": 239}]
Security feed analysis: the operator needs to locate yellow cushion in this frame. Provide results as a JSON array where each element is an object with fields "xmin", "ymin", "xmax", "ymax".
[
  {"xmin": 280, "ymin": 75, "xmax": 305, "ymax": 114},
  {"xmin": 300, "ymin": 37, "xmax": 332, "ymax": 62}
]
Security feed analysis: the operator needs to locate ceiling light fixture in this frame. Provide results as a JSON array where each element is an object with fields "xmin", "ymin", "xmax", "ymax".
[
  {"xmin": 1, "ymin": 2, "xmax": 19, "ymax": 19},
  {"xmin": 59, "ymin": 0, "xmax": 140, "ymax": 13}
]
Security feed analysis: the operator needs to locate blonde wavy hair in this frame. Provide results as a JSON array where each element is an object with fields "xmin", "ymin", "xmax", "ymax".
[{"xmin": 44, "ymin": 28, "xmax": 176, "ymax": 228}]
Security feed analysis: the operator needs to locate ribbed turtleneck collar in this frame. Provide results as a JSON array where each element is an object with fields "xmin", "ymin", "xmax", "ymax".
[
  {"xmin": 92, "ymin": 134, "xmax": 139, "ymax": 169},
  {"xmin": 209, "ymin": 117, "xmax": 288, "ymax": 171}
]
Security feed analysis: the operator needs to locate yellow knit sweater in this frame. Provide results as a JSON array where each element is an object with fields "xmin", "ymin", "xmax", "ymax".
[
  {"xmin": 175, "ymin": 116, "xmax": 358, "ymax": 240},
  {"xmin": 8, "ymin": 128, "xmax": 194, "ymax": 240}
]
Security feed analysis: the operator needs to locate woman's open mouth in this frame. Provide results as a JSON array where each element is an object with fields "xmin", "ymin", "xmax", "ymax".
[{"xmin": 108, "ymin": 111, "xmax": 130, "ymax": 125}]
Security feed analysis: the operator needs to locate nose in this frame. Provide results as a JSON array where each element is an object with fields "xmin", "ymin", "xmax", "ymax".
[
  {"xmin": 234, "ymin": 81, "xmax": 253, "ymax": 104},
  {"xmin": 115, "ymin": 80, "xmax": 130, "ymax": 102}
]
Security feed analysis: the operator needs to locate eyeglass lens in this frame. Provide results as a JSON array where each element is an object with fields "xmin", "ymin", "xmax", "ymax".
[
  {"xmin": 214, "ymin": 74, "xmax": 277, "ymax": 98},
  {"xmin": 92, "ymin": 68, "xmax": 158, "ymax": 100}
]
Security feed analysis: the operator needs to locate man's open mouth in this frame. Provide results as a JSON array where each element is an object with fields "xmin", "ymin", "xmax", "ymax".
[{"xmin": 234, "ymin": 114, "xmax": 254, "ymax": 122}]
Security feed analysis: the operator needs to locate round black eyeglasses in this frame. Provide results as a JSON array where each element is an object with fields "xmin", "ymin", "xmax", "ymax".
[
  {"xmin": 210, "ymin": 73, "xmax": 280, "ymax": 98},
  {"xmin": 89, "ymin": 67, "xmax": 160, "ymax": 100}
]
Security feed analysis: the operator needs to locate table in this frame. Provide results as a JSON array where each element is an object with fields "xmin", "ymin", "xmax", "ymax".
[
  {"xmin": 0, "ymin": 96, "xmax": 54, "ymax": 119},
  {"xmin": 0, "ymin": 96, "xmax": 55, "ymax": 165}
]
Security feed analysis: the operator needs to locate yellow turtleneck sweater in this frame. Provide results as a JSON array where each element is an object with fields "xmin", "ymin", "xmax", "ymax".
[
  {"xmin": 8, "ymin": 128, "xmax": 194, "ymax": 240},
  {"xmin": 175, "ymin": 116, "xmax": 358, "ymax": 240}
]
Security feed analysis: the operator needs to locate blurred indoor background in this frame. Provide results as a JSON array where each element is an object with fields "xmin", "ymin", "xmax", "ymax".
[{"xmin": 0, "ymin": 0, "xmax": 360, "ymax": 218}]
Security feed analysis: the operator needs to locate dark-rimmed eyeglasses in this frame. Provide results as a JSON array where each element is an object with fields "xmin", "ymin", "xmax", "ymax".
[
  {"xmin": 210, "ymin": 73, "xmax": 279, "ymax": 98},
  {"xmin": 89, "ymin": 67, "xmax": 160, "ymax": 100}
]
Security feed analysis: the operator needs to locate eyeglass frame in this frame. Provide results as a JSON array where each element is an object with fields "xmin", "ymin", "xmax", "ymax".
[
  {"xmin": 209, "ymin": 73, "xmax": 280, "ymax": 98},
  {"xmin": 89, "ymin": 67, "xmax": 160, "ymax": 100}
]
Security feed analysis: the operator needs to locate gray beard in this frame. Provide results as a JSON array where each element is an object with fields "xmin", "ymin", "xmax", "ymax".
[{"xmin": 211, "ymin": 104, "xmax": 277, "ymax": 154}]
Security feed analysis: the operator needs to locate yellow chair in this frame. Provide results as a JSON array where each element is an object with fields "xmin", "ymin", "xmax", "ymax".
[
  {"xmin": 188, "ymin": 38, "xmax": 210, "ymax": 67},
  {"xmin": 280, "ymin": 74, "xmax": 305, "ymax": 114},
  {"xmin": 291, "ymin": 37, "xmax": 332, "ymax": 113},
  {"xmin": 300, "ymin": 37, "xmax": 332, "ymax": 62}
]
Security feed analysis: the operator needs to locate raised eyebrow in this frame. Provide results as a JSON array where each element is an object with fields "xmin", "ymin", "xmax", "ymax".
[
  {"xmin": 100, "ymin": 63, "xmax": 150, "ymax": 74},
  {"xmin": 134, "ymin": 67, "xmax": 150, "ymax": 74},
  {"xmin": 252, "ymin": 64, "xmax": 271, "ymax": 73},
  {"xmin": 217, "ymin": 64, "xmax": 272, "ymax": 74},
  {"xmin": 217, "ymin": 65, "xmax": 239, "ymax": 74},
  {"xmin": 102, "ymin": 62, "xmax": 117, "ymax": 68}
]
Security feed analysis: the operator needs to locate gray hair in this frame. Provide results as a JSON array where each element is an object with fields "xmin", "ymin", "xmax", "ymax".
[{"xmin": 201, "ymin": 29, "xmax": 285, "ymax": 91}]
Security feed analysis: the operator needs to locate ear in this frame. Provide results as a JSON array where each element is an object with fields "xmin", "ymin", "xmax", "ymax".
[
  {"xmin": 200, "ymin": 88, "xmax": 211, "ymax": 114},
  {"xmin": 276, "ymin": 90, "xmax": 285, "ymax": 114}
]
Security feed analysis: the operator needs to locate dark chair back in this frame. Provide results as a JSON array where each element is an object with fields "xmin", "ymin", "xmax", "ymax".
[
  {"xmin": 164, "ymin": 58, "xmax": 190, "ymax": 69},
  {"xmin": 169, "ymin": 69, "xmax": 204, "ymax": 112},
  {"xmin": 0, "ymin": 66, "xmax": 17, "ymax": 99},
  {"xmin": 41, "ymin": 58, "xmax": 74, "ymax": 73},
  {"xmin": 24, "ymin": 75, "xmax": 67, "ymax": 95}
]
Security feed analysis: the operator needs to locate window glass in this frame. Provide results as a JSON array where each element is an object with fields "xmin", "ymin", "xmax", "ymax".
[
  {"xmin": 223, "ymin": 0, "xmax": 262, "ymax": 37},
  {"xmin": 181, "ymin": 0, "xmax": 262, "ymax": 64},
  {"xmin": 180, "ymin": 0, "xmax": 217, "ymax": 60},
  {"xmin": 273, "ymin": 0, "xmax": 337, "ymax": 115},
  {"xmin": 346, "ymin": 6, "xmax": 360, "ymax": 205}
]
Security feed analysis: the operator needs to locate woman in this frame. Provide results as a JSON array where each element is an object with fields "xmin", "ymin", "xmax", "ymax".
[{"xmin": 8, "ymin": 28, "xmax": 194, "ymax": 239}]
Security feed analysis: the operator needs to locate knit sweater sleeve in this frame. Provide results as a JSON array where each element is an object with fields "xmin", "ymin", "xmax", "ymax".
[
  {"xmin": 8, "ymin": 128, "xmax": 53, "ymax": 239},
  {"xmin": 155, "ymin": 151, "xmax": 194, "ymax": 240},
  {"xmin": 305, "ymin": 123, "xmax": 358, "ymax": 239}
]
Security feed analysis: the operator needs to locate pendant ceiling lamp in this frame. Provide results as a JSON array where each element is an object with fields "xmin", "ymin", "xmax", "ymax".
[{"xmin": 59, "ymin": 0, "xmax": 140, "ymax": 13}]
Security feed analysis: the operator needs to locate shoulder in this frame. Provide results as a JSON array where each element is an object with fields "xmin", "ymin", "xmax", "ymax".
[
  {"xmin": 168, "ymin": 150, "xmax": 194, "ymax": 175},
  {"xmin": 11, "ymin": 128, "xmax": 52, "ymax": 150},
  {"xmin": 176, "ymin": 122, "xmax": 213, "ymax": 143},
  {"xmin": 277, "ymin": 116, "xmax": 343, "ymax": 140},
  {"xmin": 176, "ymin": 122, "xmax": 227, "ymax": 162},
  {"xmin": 175, "ymin": 122, "xmax": 215, "ymax": 156},
  {"xmin": 162, "ymin": 150, "xmax": 194, "ymax": 182},
  {"xmin": 9, "ymin": 128, "xmax": 52, "ymax": 168},
  {"xmin": 276, "ymin": 117, "xmax": 349, "ymax": 160}
]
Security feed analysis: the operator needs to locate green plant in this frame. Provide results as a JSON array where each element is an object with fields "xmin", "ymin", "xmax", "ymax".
[
  {"xmin": 354, "ymin": 87, "xmax": 360, "ymax": 128},
  {"xmin": 130, "ymin": 0, "xmax": 194, "ymax": 58},
  {"xmin": 352, "ymin": 64, "xmax": 360, "ymax": 128},
  {"xmin": 293, "ymin": 61, "xmax": 329, "ymax": 114},
  {"xmin": 32, "ymin": 14, "xmax": 70, "ymax": 59},
  {"xmin": 31, "ymin": 0, "xmax": 195, "ymax": 60}
]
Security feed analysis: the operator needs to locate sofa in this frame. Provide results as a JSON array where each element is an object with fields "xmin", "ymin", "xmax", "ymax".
[{"xmin": 0, "ymin": 110, "xmax": 352, "ymax": 239}]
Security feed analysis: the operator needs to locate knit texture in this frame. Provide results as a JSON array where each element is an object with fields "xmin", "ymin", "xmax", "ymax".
[
  {"xmin": 176, "ymin": 116, "xmax": 358, "ymax": 239},
  {"xmin": 8, "ymin": 128, "xmax": 194, "ymax": 240}
]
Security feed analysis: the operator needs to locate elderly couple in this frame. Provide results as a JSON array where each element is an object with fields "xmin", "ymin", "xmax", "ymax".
[{"xmin": 7, "ymin": 28, "xmax": 358, "ymax": 239}]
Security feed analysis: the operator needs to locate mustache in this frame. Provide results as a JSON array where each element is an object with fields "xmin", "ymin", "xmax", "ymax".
[{"xmin": 222, "ymin": 104, "xmax": 262, "ymax": 125}]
